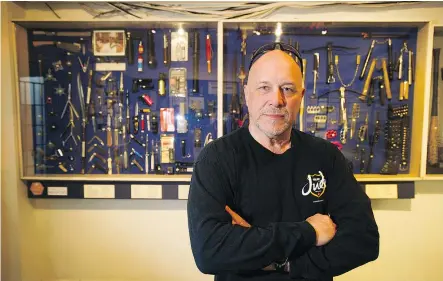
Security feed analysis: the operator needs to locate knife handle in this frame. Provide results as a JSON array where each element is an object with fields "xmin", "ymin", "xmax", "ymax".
[
  {"xmin": 133, "ymin": 115, "xmax": 139, "ymax": 135},
  {"xmin": 403, "ymin": 81, "xmax": 409, "ymax": 100},
  {"xmin": 107, "ymin": 129, "xmax": 112, "ymax": 147},
  {"xmin": 360, "ymin": 58, "xmax": 377, "ymax": 101},
  {"xmin": 382, "ymin": 58, "xmax": 392, "ymax": 100}
]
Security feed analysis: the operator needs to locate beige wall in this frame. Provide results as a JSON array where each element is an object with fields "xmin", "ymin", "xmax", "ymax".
[{"xmin": 2, "ymin": 2, "xmax": 443, "ymax": 281}]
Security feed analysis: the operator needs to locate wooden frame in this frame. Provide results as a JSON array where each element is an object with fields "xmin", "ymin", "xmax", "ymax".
[
  {"xmin": 422, "ymin": 23, "xmax": 443, "ymax": 180},
  {"xmin": 92, "ymin": 29, "xmax": 126, "ymax": 57}
]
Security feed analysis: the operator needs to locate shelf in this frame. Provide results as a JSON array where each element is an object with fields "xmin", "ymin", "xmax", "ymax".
[
  {"xmin": 355, "ymin": 175, "xmax": 421, "ymax": 182},
  {"xmin": 22, "ymin": 174, "xmax": 192, "ymax": 182},
  {"xmin": 422, "ymin": 174, "xmax": 443, "ymax": 180}
]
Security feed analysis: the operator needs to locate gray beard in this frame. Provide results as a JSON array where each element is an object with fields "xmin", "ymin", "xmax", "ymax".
[{"xmin": 255, "ymin": 117, "xmax": 291, "ymax": 138}]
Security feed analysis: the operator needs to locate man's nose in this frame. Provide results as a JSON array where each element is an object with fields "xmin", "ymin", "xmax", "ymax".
[{"xmin": 269, "ymin": 87, "xmax": 286, "ymax": 107}]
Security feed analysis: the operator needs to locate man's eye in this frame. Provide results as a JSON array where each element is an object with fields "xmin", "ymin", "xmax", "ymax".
[
  {"xmin": 259, "ymin": 86, "xmax": 270, "ymax": 91},
  {"xmin": 282, "ymin": 87, "xmax": 295, "ymax": 94}
]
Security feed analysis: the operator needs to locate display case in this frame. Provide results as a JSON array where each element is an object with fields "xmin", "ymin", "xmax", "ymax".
[
  {"xmin": 424, "ymin": 25, "xmax": 443, "ymax": 179},
  {"xmin": 222, "ymin": 21, "xmax": 431, "ymax": 182},
  {"xmin": 15, "ymin": 21, "xmax": 219, "ymax": 181},
  {"xmin": 12, "ymin": 19, "xmax": 432, "ymax": 185}
]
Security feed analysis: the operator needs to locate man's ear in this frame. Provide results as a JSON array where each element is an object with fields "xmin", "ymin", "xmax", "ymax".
[{"xmin": 243, "ymin": 84, "xmax": 249, "ymax": 106}]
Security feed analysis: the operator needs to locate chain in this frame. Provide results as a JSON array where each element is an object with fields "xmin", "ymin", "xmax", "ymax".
[{"xmin": 335, "ymin": 59, "xmax": 360, "ymax": 88}]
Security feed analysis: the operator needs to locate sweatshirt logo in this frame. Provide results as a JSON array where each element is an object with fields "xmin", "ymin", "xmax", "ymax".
[{"xmin": 302, "ymin": 171, "xmax": 326, "ymax": 198}]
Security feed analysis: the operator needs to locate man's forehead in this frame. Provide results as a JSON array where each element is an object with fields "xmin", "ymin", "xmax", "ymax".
[{"xmin": 248, "ymin": 54, "xmax": 302, "ymax": 82}]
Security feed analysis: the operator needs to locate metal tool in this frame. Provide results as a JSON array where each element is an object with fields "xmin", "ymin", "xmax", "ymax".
[
  {"xmin": 32, "ymin": 41, "xmax": 82, "ymax": 53},
  {"xmin": 147, "ymin": 29, "xmax": 157, "ymax": 69},
  {"xmin": 126, "ymin": 90, "xmax": 130, "ymax": 134},
  {"xmin": 107, "ymin": 148, "xmax": 112, "ymax": 175},
  {"xmin": 350, "ymin": 103, "xmax": 360, "ymax": 140},
  {"xmin": 206, "ymin": 34, "xmax": 213, "ymax": 74},
  {"xmin": 77, "ymin": 73, "xmax": 87, "ymax": 174},
  {"xmin": 61, "ymin": 81, "xmax": 79, "ymax": 119},
  {"xmin": 381, "ymin": 58, "xmax": 392, "ymax": 100},
  {"xmin": 88, "ymin": 135, "xmax": 105, "ymax": 146},
  {"xmin": 130, "ymin": 134, "xmax": 145, "ymax": 147},
  {"xmin": 311, "ymin": 53, "xmax": 319, "ymax": 99},
  {"xmin": 89, "ymin": 100, "xmax": 97, "ymax": 132},
  {"xmin": 359, "ymin": 58, "xmax": 377, "ymax": 101},
  {"xmin": 133, "ymin": 102, "xmax": 139, "ymax": 134},
  {"xmin": 367, "ymin": 111, "xmax": 381, "ymax": 173},
  {"xmin": 107, "ymin": 100, "xmax": 113, "ymax": 147},
  {"xmin": 131, "ymin": 159, "xmax": 144, "ymax": 172},
  {"xmin": 303, "ymin": 42, "xmax": 359, "ymax": 84},
  {"xmin": 127, "ymin": 31, "xmax": 134, "ymax": 65},
  {"xmin": 239, "ymin": 29, "xmax": 247, "ymax": 106},
  {"xmin": 145, "ymin": 134, "xmax": 149, "ymax": 174},
  {"xmin": 86, "ymin": 69, "xmax": 93, "ymax": 110},
  {"xmin": 359, "ymin": 40, "xmax": 375, "ymax": 80},
  {"xmin": 163, "ymin": 33, "xmax": 170, "ymax": 66},
  {"xmin": 192, "ymin": 30, "xmax": 200, "ymax": 93},
  {"xmin": 61, "ymin": 107, "xmax": 78, "ymax": 147}
]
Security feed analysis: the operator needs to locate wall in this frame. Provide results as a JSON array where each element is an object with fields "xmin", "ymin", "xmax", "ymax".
[
  {"xmin": 2, "ymin": 2, "xmax": 443, "ymax": 281},
  {"xmin": 2, "ymin": 2, "xmax": 50, "ymax": 281}
]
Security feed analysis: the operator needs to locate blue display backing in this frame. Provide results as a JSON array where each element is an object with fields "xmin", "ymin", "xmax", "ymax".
[
  {"xmin": 28, "ymin": 27, "xmax": 218, "ymax": 175},
  {"xmin": 223, "ymin": 26, "xmax": 417, "ymax": 175}
]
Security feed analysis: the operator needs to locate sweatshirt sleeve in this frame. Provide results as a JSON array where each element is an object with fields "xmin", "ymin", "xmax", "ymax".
[
  {"xmin": 289, "ymin": 145, "xmax": 380, "ymax": 280},
  {"xmin": 187, "ymin": 144, "xmax": 317, "ymax": 275}
]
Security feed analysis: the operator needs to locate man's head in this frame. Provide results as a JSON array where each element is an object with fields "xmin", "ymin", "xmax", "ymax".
[
  {"xmin": 244, "ymin": 43, "xmax": 305, "ymax": 139},
  {"xmin": 109, "ymin": 32, "xmax": 117, "ymax": 43}
]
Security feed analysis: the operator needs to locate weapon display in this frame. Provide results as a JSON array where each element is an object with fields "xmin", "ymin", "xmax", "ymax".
[{"xmin": 26, "ymin": 24, "xmax": 418, "ymax": 177}]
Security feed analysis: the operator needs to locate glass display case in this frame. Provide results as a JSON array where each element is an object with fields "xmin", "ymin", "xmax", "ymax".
[
  {"xmin": 15, "ymin": 21, "xmax": 218, "ymax": 180},
  {"xmin": 425, "ymin": 25, "xmax": 443, "ymax": 178},
  {"xmin": 222, "ymin": 21, "xmax": 430, "ymax": 181},
  {"xmin": 12, "ymin": 20, "xmax": 432, "ymax": 183}
]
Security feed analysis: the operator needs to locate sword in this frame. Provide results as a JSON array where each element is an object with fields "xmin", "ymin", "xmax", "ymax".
[
  {"xmin": 77, "ymin": 73, "xmax": 87, "ymax": 174},
  {"xmin": 33, "ymin": 31, "xmax": 91, "ymax": 37},
  {"xmin": 32, "ymin": 41, "xmax": 82, "ymax": 53}
]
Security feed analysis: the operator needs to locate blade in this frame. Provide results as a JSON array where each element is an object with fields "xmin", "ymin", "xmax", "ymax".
[{"xmin": 77, "ymin": 73, "xmax": 86, "ymax": 121}]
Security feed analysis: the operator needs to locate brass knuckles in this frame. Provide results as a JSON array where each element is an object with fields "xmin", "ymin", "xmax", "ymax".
[
  {"xmin": 307, "ymin": 105, "xmax": 334, "ymax": 114},
  {"xmin": 314, "ymin": 115, "xmax": 327, "ymax": 124},
  {"xmin": 307, "ymin": 106, "xmax": 320, "ymax": 114}
]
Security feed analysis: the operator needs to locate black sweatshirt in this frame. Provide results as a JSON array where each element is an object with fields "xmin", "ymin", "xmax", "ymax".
[{"xmin": 187, "ymin": 126, "xmax": 379, "ymax": 281}]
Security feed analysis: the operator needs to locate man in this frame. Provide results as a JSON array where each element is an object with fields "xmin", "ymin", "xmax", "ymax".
[
  {"xmin": 99, "ymin": 32, "xmax": 123, "ymax": 53},
  {"xmin": 187, "ymin": 42, "xmax": 379, "ymax": 281}
]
